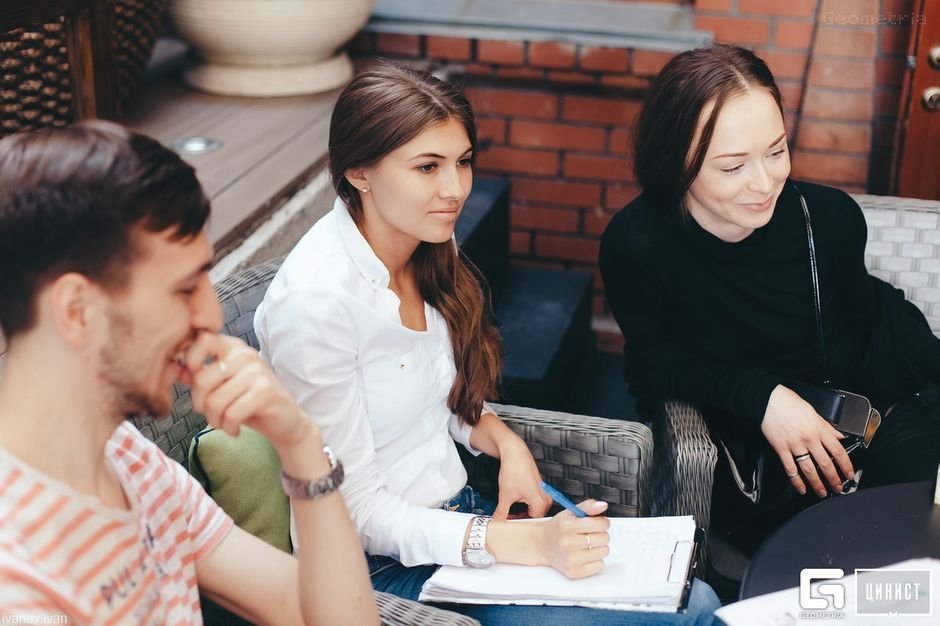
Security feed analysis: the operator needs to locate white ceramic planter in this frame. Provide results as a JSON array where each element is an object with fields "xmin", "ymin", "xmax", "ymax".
[{"xmin": 169, "ymin": 0, "xmax": 375, "ymax": 97}]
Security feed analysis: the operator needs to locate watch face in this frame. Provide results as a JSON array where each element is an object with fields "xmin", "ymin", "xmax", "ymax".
[{"xmin": 464, "ymin": 549, "xmax": 495, "ymax": 568}]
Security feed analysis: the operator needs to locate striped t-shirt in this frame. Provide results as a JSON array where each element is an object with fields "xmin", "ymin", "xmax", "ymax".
[{"xmin": 0, "ymin": 422, "xmax": 233, "ymax": 625}]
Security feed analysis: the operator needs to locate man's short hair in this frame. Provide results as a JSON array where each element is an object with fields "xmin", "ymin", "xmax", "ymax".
[{"xmin": 0, "ymin": 121, "xmax": 210, "ymax": 339}]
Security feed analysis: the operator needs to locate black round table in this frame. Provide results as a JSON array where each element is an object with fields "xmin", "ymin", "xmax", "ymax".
[{"xmin": 740, "ymin": 481, "xmax": 940, "ymax": 599}]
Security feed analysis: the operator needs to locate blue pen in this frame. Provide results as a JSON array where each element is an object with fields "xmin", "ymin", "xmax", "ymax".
[{"xmin": 540, "ymin": 481, "xmax": 588, "ymax": 517}]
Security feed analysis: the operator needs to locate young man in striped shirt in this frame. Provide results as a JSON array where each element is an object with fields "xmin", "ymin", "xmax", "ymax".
[{"xmin": 0, "ymin": 122, "xmax": 379, "ymax": 626}]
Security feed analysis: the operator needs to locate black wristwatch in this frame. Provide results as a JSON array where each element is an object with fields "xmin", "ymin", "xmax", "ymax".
[{"xmin": 279, "ymin": 445, "xmax": 344, "ymax": 499}]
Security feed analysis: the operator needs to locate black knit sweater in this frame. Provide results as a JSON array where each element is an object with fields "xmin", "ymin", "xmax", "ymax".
[{"xmin": 600, "ymin": 180, "xmax": 940, "ymax": 425}]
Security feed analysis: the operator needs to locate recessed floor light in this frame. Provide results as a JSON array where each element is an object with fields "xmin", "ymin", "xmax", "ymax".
[{"xmin": 172, "ymin": 136, "xmax": 223, "ymax": 155}]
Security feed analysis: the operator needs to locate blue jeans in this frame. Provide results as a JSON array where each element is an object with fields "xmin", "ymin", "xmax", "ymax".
[{"xmin": 368, "ymin": 486, "xmax": 721, "ymax": 625}]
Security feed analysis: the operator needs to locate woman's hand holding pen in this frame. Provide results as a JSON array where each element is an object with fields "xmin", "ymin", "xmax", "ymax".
[{"xmin": 537, "ymin": 500, "xmax": 610, "ymax": 579}]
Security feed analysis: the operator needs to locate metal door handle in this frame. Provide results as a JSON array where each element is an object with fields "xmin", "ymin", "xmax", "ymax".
[
  {"xmin": 924, "ymin": 87, "xmax": 940, "ymax": 112},
  {"xmin": 930, "ymin": 45, "xmax": 940, "ymax": 70}
]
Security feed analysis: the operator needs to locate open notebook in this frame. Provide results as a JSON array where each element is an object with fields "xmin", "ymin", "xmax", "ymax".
[{"xmin": 419, "ymin": 515, "xmax": 697, "ymax": 612}]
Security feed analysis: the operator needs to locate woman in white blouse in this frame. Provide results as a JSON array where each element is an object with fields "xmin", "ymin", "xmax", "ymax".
[{"xmin": 254, "ymin": 62, "xmax": 718, "ymax": 625}]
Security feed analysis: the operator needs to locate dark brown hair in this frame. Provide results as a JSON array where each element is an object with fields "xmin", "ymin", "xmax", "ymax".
[
  {"xmin": 329, "ymin": 61, "xmax": 501, "ymax": 426},
  {"xmin": 0, "ymin": 120, "xmax": 209, "ymax": 338},
  {"xmin": 633, "ymin": 44, "xmax": 784, "ymax": 211}
]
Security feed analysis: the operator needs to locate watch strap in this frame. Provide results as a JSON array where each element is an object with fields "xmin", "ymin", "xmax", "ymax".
[{"xmin": 280, "ymin": 445, "xmax": 344, "ymax": 500}]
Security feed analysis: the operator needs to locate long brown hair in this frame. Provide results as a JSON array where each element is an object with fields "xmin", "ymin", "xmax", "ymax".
[
  {"xmin": 329, "ymin": 61, "xmax": 501, "ymax": 426},
  {"xmin": 633, "ymin": 44, "xmax": 784, "ymax": 213}
]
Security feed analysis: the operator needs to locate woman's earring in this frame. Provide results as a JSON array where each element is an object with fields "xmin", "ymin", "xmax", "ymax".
[{"xmin": 361, "ymin": 187, "xmax": 370, "ymax": 193}]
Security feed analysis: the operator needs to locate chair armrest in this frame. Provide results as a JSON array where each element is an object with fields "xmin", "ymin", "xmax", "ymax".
[
  {"xmin": 649, "ymin": 400, "xmax": 717, "ymax": 531},
  {"xmin": 376, "ymin": 591, "xmax": 480, "ymax": 626},
  {"xmin": 469, "ymin": 403, "xmax": 653, "ymax": 517}
]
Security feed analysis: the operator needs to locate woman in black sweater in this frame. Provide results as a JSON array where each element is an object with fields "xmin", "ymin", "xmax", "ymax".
[{"xmin": 600, "ymin": 44, "xmax": 940, "ymax": 551}]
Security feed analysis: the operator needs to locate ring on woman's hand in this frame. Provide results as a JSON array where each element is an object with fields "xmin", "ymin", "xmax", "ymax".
[
  {"xmin": 785, "ymin": 470, "xmax": 800, "ymax": 478},
  {"xmin": 586, "ymin": 534, "xmax": 592, "ymax": 551},
  {"xmin": 217, "ymin": 359, "xmax": 229, "ymax": 377},
  {"xmin": 793, "ymin": 453, "xmax": 812, "ymax": 463}
]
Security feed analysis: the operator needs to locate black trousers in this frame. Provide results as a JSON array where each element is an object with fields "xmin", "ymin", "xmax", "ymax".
[{"xmin": 709, "ymin": 392, "xmax": 940, "ymax": 556}]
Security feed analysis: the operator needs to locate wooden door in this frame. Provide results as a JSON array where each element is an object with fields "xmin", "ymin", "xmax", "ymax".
[{"xmin": 895, "ymin": 0, "xmax": 940, "ymax": 200}]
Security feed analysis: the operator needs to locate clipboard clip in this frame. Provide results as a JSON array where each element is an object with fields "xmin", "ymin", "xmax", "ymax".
[{"xmin": 668, "ymin": 528, "xmax": 705, "ymax": 612}]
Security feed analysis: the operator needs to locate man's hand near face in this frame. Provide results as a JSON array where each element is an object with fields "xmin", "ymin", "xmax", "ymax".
[{"xmin": 180, "ymin": 332, "xmax": 378, "ymax": 626}]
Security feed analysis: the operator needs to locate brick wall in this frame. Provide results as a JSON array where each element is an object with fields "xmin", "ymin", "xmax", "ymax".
[{"xmin": 350, "ymin": 0, "xmax": 916, "ymax": 351}]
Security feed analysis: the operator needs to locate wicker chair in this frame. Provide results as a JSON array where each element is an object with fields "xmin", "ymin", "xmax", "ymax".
[
  {"xmin": 0, "ymin": 0, "xmax": 167, "ymax": 136},
  {"xmin": 649, "ymin": 194, "xmax": 940, "ymax": 533},
  {"xmin": 135, "ymin": 256, "xmax": 654, "ymax": 625}
]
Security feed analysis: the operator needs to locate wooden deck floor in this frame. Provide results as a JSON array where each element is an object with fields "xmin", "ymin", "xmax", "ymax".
[{"xmin": 124, "ymin": 40, "xmax": 338, "ymax": 254}]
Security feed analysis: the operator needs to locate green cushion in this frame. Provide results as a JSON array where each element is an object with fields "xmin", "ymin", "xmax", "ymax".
[{"xmin": 188, "ymin": 426, "xmax": 291, "ymax": 554}]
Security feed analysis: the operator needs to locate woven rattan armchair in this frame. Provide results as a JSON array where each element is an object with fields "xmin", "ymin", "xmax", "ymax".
[
  {"xmin": 135, "ymin": 255, "xmax": 654, "ymax": 626},
  {"xmin": 649, "ymin": 194, "xmax": 940, "ymax": 533}
]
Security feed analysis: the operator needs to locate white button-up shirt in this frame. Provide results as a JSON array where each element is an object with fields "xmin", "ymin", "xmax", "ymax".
[{"xmin": 254, "ymin": 199, "xmax": 482, "ymax": 567}]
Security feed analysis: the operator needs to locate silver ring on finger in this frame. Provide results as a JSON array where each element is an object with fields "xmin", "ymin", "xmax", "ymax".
[
  {"xmin": 586, "ymin": 534, "xmax": 592, "ymax": 551},
  {"xmin": 217, "ymin": 359, "xmax": 229, "ymax": 377},
  {"xmin": 794, "ymin": 453, "xmax": 812, "ymax": 463}
]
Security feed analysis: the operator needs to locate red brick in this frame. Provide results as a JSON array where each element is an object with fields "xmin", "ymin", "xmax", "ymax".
[
  {"xmin": 510, "ymin": 230, "xmax": 532, "ymax": 255},
  {"xmin": 512, "ymin": 178, "xmax": 602, "ymax": 208},
  {"xmin": 801, "ymin": 87, "xmax": 874, "ymax": 121},
  {"xmin": 604, "ymin": 183, "xmax": 641, "ymax": 210},
  {"xmin": 465, "ymin": 87, "xmax": 559, "ymax": 119},
  {"xmin": 609, "ymin": 128, "xmax": 631, "ymax": 156},
  {"xmin": 510, "ymin": 120, "xmax": 606, "ymax": 151},
  {"xmin": 426, "ymin": 36, "xmax": 472, "ymax": 61},
  {"xmin": 815, "ymin": 27, "xmax": 877, "ymax": 58},
  {"xmin": 879, "ymin": 26, "xmax": 910, "ymax": 56},
  {"xmin": 535, "ymin": 234, "xmax": 600, "ymax": 263},
  {"xmin": 510, "ymin": 205, "xmax": 580, "ymax": 232},
  {"xmin": 495, "ymin": 67, "xmax": 543, "ymax": 82},
  {"xmin": 695, "ymin": 0, "xmax": 733, "ymax": 10},
  {"xmin": 761, "ymin": 51, "xmax": 809, "ymax": 80},
  {"xmin": 875, "ymin": 88, "xmax": 902, "ymax": 117},
  {"xmin": 565, "ymin": 154, "xmax": 633, "ymax": 182},
  {"xmin": 579, "ymin": 46, "xmax": 629, "ymax": 72},
  {"xmin": 740, "ymin": 0, "xmax": 815, "ymax": 17},
  {"xmin": 774, "ymin": 21, "xmax": 814, "ymax": 49},
  {"xmin": 375, "ymin": 33, "xmax": 421, "ymax": 56},
  {"xmin": 632, "ymin": 50, "xmax": 675, "ymax": 76},
  {"xmin": 695, "ymin": 16, "xmax": 771, "ymax": 45},
  {"xmin": 463, "ymin": 63, "xmax": 493, "ymax": 77},
  {"xmin": 876, "ymin": 56, "xmax": 906, "ymax": 87},
  {"xmin": 529, "ymin": 42, "xmax": 577, "ymax": 69},
  {"xmin": 819, "ymin": 0, "xmax": 879, "ymax": 25},
  {"xmin": 795, "ymin": 120, "xmax": 872, "ymax": 153},
  {"xmin": 790, "ymin": 150, "xmax": 869, "ymax": 184},
  {"xmin": 600, "ymin": 75, "xmax": 651, "ymax": 90},
  {"xmin": 583, "ymin": 208, "xmax": 614, "ymax": 235},
  {"xmin": 477, "ymin": 39, "xmax": 525, "ymax": 65},
  {"xmin": 476, "ymin": 117, "xmax": 507, "ymax": 144},
  {"xmin": 563, "ymin": 95, "xmax": 641, "ymax": 125},
  {"xmin": 547, "ymin": 71, "xmax": 597, "ymax": 86},
  {"xmin": 777, "ymin": 79, "xmax": 804, "ymax": 109},
  {"xmin": 808, "ymin": 58, "xmax": 875, "ymax": 90},
  {"xmin": 476, "ymin": 147, "xmax": 559, "ymax": 176}
]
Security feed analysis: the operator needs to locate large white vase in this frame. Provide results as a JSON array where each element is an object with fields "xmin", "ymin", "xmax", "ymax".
[{"xmin": 169, "ymin": 0, "xmax": 375, "ymax": 97}]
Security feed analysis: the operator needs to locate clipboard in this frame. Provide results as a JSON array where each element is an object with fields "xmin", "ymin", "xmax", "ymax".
[{"xmin": 669, "ymin": 527, "xmax": 704, "ymax": 612}]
